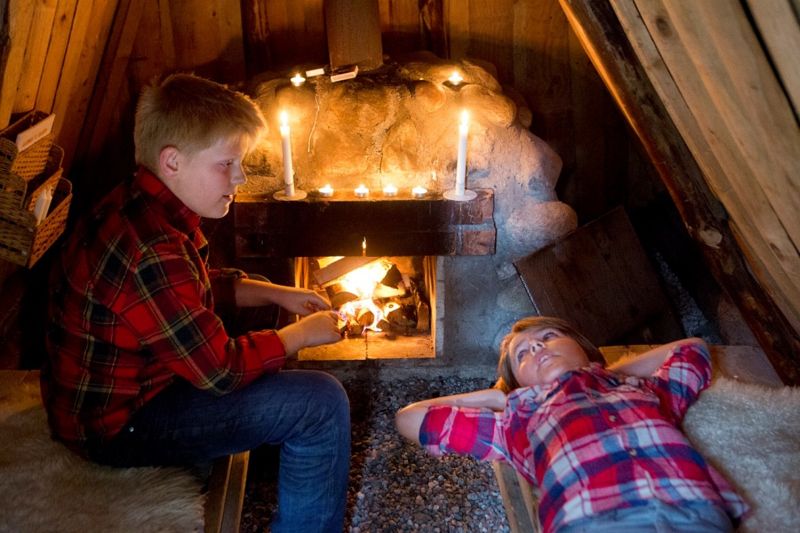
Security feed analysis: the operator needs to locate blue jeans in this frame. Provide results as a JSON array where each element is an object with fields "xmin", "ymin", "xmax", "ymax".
[
  {"xmin": 558, "ymin": 500, "xmax": 734, "ymax": 532},
  {"xmin": 88, "ymin": 370, "xmax": 351, "ymax": 533}
]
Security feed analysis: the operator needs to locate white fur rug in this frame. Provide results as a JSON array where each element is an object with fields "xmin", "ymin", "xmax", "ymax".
[
  {"xmin": 684, "ymin": 376, "xmax": 800, "ymax": 532},
  {"xmin": 0, "ymin": 405, "xmax": 205, "ymax": 532}
]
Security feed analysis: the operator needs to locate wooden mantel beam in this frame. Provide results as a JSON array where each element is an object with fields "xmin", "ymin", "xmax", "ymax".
[{"xmin": 558, "ymin": 0, "xmax": 800, "ymax": 384}]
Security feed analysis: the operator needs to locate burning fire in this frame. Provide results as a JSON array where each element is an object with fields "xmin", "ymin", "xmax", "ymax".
[{"xmin": 330, "ymin": 258, "xmax": 402, "ymax": 333}]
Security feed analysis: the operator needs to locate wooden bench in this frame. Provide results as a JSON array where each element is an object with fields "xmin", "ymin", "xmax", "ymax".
[{"xmin": 0, "ymin": 370, "xmax": 249, "ymax": 533}]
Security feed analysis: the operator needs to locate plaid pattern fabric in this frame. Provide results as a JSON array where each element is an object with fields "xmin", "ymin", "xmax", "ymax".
[
  {"xmin": 420, "ymin": 343, "xmax": 748, "ymax": 532},
  {"xmin": 42, "ymin": 167, "xmax": 286, "ymax": 451}
]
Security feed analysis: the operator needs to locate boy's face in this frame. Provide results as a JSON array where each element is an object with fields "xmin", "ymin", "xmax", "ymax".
[
  {"xmin": 161, "ymin": 135, "xmax": 249, "ymax": 219},
  {"xmin": 508, "ymin": 327, "xmax": 590, "ymax": 387}
]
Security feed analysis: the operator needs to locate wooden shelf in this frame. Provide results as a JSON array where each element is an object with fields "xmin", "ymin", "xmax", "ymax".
[{"xmin": 234, "ymin": 189, "xmax": 495, "ymax": 257}]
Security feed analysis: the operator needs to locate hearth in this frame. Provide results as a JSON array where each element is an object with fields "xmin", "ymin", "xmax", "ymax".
[{"xmin": 234, "ymin": 189, "xmax": 494, "ymax": 360}]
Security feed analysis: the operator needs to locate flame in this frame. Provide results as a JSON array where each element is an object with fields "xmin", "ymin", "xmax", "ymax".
[{"xmin": 333, "ymin": 258, "xmax": 400, "ymax": 332}]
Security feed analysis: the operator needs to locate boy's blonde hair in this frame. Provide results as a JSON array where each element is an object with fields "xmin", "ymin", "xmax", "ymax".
[
  {"xmin": 495, "ymin": 316, "xmax": 604, "ymax": 393},
  {"xmin": 134, "ymin": 73, "xmax": 266, "ymax": 172}
]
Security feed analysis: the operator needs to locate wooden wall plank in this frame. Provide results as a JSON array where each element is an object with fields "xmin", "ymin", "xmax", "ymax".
[
  {"xmin": 0, "ymin": 0, "xmax": 35, "ymax": 126},
  {"xmin": 444, "ymin": 0, "xmax": 469, "ymax": 60},
  {"xmin": 620, "ymin": 0, "xmax": 800, "ymax": 332},
  {"xmin": 78, "ymin": 0, "xmax": 145, "ymax": 164},
  {"xmin": 558, "ymin": 0, "xmax": 800, "ymax": 383},
  {"xmin": 379, "ymin": 0, "xmax": 422, "ymax": 56},
  {"xmin": 35, "ymin": 0, "xmax": 78, "ymax": 114},
  {"xmin": 746, "ymin": 0, "xmax": 800, "ymax": 118},
  {"xmin": 51, "ymin": 0, "xmax": 118, "ymax": 170},
  {"xmin": 465, "ymin": 0, "xmax": 515, "ymax": 83},
  {"xmin": 13, "ymin": 0, "xmax": 58, "ymax": 114}
]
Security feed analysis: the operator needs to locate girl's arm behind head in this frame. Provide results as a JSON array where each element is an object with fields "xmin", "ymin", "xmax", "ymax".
[{"xmin": 395, "ymin": 388, "xmax": 508, "ymax": 444}]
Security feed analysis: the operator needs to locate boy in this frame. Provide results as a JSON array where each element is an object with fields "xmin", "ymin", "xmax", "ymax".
[
  {"xmin": 43, "ymin": 73, "xmax": 350, "ymax": 533},
  {"xmin": 396, "ymin": 316, "xmax": 748, "ymax": 532}
]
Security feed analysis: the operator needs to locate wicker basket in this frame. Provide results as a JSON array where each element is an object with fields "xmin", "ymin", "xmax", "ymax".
[
  {"xmin": 0, "ymin": 144, "xmax": 64, "ymax": 218},
  {"xmin": 0, "ymin": 177, "xmax": 72, "ymax": 267},
  {"xmin": 0, "ymin": 111, "xmax": 55, "ymax": 181}
]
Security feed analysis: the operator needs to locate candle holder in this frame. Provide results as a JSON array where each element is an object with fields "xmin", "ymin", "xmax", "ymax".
[
  {"xmin": 443, "ymin": 189, "xmax": 477, "ymax": 201},
  {"xmin": 274, "ymin": 188, "xmax": 308, "ymax": 201}
]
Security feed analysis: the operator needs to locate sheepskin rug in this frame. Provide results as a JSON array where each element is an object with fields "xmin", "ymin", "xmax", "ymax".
[
  {"xmin": 684, "ymin": 376, "xmax": 800, "ymax": 532},
  {"xmin": 0, "ymin": 405, "xmax": 204, "ymax": 532}
]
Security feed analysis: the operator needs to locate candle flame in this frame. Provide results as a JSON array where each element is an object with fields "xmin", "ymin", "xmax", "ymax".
[
  {"xmin": 279, "ymin": 111, "xmax": 289, "ymax": 127},
  {"xmin": 449, "ymin": 71, "xmax": 463, "ymax": 85},
  {"xmin": 362, "ymin": 237, "xmax": 367, "ymax": 256},
  {"xmin": 290, "ymin": 73, "xmax": 305, "ymax": 86},
  {"xmin": 460, "ymin": 110, "xmax": 470, "ymax": 126}
]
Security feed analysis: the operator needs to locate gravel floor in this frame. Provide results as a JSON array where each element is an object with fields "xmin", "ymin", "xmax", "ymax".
[{"xmin": 240, "ymin": 374, "xmax": 511, "ymax": 532}]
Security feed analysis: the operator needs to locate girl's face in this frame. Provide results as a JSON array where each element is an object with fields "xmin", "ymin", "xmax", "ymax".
[{"xmin": 508, "ymin": 327, "xmax": 590, "ymax": 387}]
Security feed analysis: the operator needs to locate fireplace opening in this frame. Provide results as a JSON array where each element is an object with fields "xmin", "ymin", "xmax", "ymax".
[{"xmin": 294, "ymin": 255, "xmax": 438, "ymax": 360}]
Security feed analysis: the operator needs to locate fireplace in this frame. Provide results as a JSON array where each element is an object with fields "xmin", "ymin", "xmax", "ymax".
[
  {"xmin": 294, "ymin": 254, "xmax": 438, "ymax": 361},
  {"xmin": 236, "ymin": 50, "xmax": 578, "ymax": 367},
  {"xmin": 234, "ymin": 188, "xmax": 495, "ymax": 360}
]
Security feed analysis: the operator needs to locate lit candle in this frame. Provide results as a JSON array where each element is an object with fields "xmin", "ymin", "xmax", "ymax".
[
  {"xmin": 383, "ymin": 184, "xmax": 398, "ymax": 197},
  {"xmin": 319, "ymin": 184, "xmax": 334, "ymax": 197},
  {"xmin": 412, "ymin": 186, "xmax": 427, "ymax": 198},
  {"xmin": 290, "ymin": 73, "xmax": 305, "ymax": 86},
  {"xmin": 354, "ymin": 184, "xmax": 369, "ymax": 198},
  {"xmin": 279, "ymin": 111, "xmax": 295, "ymax": 197},
  {"xmin": 448, "ymin": 71, "xmax": 463, "ymax": 85},
  {"xmin": 455, "ymin": 110, "xmax": 469, "ymax": 196}
]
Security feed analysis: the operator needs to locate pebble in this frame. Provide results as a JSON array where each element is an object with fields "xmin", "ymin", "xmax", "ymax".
[{"xmin": 240, "ymin": 375, "xmax": 511, "ymax": 532}]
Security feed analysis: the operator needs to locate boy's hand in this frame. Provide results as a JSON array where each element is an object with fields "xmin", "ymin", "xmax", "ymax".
[
  {"xmin": 277, "ymin": 311, "xmax": 341, "ymax": 355},
  {"xmin": 274, "ymin": 286, "xmax": 332, "ymax": 316}
]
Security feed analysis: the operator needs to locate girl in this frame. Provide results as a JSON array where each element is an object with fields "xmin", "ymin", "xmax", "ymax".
[{"xmin": 396, "ymin": 316, "xmax": 747, "ymax": 532}]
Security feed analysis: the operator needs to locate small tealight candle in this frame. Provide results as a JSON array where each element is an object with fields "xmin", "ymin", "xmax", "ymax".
[
  {"xmin": 412, "ymin": 186, "xmax": 428, "ymax": 198},
  {"xmin": 319, "ymin": 184, "xmax": 334, "ymax": 197},
  {"xmin": 383, "ymin": 184, "xmax": 398, "ymax": 197},
  {"xmin": 448, "ymin": 71, "xmax": 463, "ymax": 85},
  {"xmin": 354, "ymin": 184, "xmax": 369, "ymax": 198}
]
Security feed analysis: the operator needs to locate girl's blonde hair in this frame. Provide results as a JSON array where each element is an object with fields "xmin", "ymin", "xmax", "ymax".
[
  {"xmin": 495, "ymin": 316, "xmax": 604, "ymax": 393},
  {"xmin": 134, "ymin": 72, "xmax": 266, "ymax": 172}
]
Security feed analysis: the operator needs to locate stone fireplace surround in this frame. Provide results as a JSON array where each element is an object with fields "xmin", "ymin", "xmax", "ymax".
[{"xmin": 237, "ymin": 53, "xmax": 577, "ymax": 369}]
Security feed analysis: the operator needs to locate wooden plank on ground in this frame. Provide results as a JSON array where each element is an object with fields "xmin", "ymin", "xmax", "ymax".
[
  {"xmin": 557, "ymin": 0, "xmax": 800, "ymax": 384},
  {"xmin": 514, "ymin": 206, "xmax": 683, "ymax": 346},
  {"xmin": 205, "ymin": 451, "xmax": 250, "ymax": 533},
  {"xmin": 491, "ymin": 461, "xmax": 540, "ymax": 533}
]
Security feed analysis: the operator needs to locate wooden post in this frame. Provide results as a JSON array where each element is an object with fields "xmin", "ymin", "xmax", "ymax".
[
  {"xmin": 324, "ymin": 0, "xmax": 383, "ymax": 71},
  {"xmin": 558, "ymin": 0, "xmax": 800, "ymax": 384}
]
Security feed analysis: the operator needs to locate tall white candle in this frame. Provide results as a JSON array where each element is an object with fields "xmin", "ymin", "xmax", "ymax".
[
  {"xmin": 455, "ymin": 110, "xmax": 469, "ymax": 196},
  {"xmin": 279, "ymin": 111, "xmax": 295, "ymax": 197}
]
